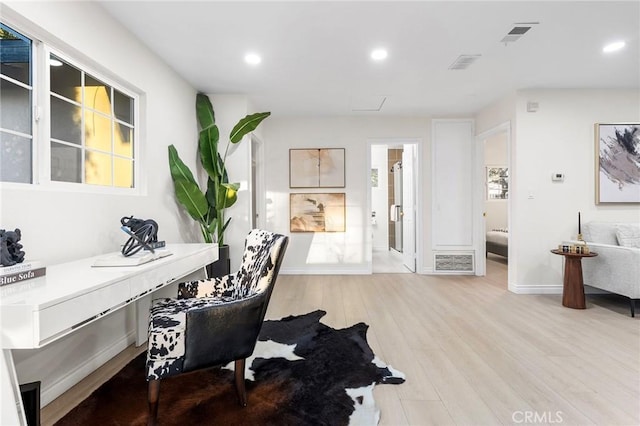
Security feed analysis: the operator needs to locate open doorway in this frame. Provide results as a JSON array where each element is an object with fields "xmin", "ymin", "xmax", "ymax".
[
  {"xmin": 475, "ymin": 122, "xmax": 510, "ymax": 286},
  {"xmin": 369, "ymin": 140, "xmax": 419, "ymax": 274}
]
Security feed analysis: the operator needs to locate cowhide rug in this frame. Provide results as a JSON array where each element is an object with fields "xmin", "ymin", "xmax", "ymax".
[{"xmin": 56, "ymin": 310, "xmax": 405, "ymax": 426}]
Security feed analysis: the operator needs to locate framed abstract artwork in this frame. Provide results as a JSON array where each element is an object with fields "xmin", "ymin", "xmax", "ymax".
[
  {"xmin": 289, "ymin": 148, "xmax": 345, "ymax": 188},
  {"xmin": 290, "ymin": 193, "xmax": 346, "ymax": 232},
  {"xmin": 595, "ymin": 123, "xmax": 640, "ymax": 204}
]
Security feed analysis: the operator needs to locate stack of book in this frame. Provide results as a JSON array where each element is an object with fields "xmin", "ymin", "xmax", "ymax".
[{"xmin": 0, "ymin": 261, "xmax": 46, "ymax": 286}]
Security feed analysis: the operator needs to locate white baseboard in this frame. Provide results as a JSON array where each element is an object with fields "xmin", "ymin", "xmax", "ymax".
[
  {"xmin": 41, "ymin": 331, "xmax": 136, "ymax": 406},
  {"xmin": 509, "ymin": 283, "xmax": 563, "ymax": 294},
  {"xmin": 420, "ymin": 267, "xmax": 433, "ymax": 275},
  {"xmin": 430, "ymin": 270, "xmax": 475, "ymax": 276}
]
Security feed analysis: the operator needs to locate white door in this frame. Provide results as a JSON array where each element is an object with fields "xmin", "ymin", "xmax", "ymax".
[
  {"xmin": 393, "ymin": 162, "xmax": 403, "ymax": 251},
  {"xmin": 402, "ymin": 145, "xmax": 416, "ymax": 272}
]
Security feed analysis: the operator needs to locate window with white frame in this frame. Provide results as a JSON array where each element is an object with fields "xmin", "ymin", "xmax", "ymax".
[
  {"xmin": 0, "ymin": 23, "xmax": 33, "ymax": 183},
  {"xmin": 49, "ymin": 53, "xmax": 136, "ymax": 187},
  {"xmin": 0, "ymin": 21, "xmax": 138, "ymax": 189},
  {"xmin": 486, "ymin": 166, "xmax": 508, "ymax": 200}
]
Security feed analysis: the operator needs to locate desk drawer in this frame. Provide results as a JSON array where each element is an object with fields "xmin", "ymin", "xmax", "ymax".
[
  {"xmin": 129, "ymin": 262, "xmax": 176, "ymax": 298},
  {"xmin": 38, "ymin": 279, "xmax": 131, "ymax": 345},
  {"xmin": 129, "ymin": 254, "xmax": 209, "ymax": 299}
]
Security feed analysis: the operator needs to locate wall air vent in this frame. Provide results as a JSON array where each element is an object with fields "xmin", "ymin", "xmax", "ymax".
[
  {"xmin": 434, "ymin": 252, "xmax": 474, "ymax": 274},
  {"xmin": 448, "ymin": 54, "xmax": 481, "ymax": 70},
  {"xmin": 501, "ymin": 22, "xmax": 539, "ymax": 44}
]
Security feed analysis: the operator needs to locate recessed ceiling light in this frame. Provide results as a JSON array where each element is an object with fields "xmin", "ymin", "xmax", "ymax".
[
  {"xmin": 603, "ymin": 41, "xmax": 625, "ymax": 53},
  {"xmin": 50, "ymin": 58, "xmax": 63, "ymax": 67},
  {"xmin": 371, "ymin": 48, "xmax": 388, "ymax": 61},
  {"xmin": 244, "ymin": 53, "xmax": 261, "ymax": 65}
]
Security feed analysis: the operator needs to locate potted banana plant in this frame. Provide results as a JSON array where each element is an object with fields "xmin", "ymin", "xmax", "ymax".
[{"xmin": 168, "ymin": 93, "xmax": 270, "ymax": 276}]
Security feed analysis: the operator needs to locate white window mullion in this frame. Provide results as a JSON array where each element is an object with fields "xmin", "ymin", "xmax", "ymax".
[
  {"xmin": 133, "ymin": 96, "xmax": 140, "ymax": 189},
  {"xmin": 0, "ymin": 128, "xmax": 32, "ymax": 139},
  {"xmin": 37, "ymin": 42, "xmax": 51, "ymax": 185},
  {"xmin": 50, "ymin": 91, "xmax": 82, "ymax": 108},
  {"xmin": 28, "ymin": 36, "xmax": 37, "ymax": 185},
  {"xmin": 0, "ymin": 74, "xmax": 32, "ymax": 90},
  {"xmin": 110, "ymin": 86, "xmax": 115, "ymax": 186},
  {"xmin": 80, "ymin": 70, "xmax": 86, "ymax": 184}
]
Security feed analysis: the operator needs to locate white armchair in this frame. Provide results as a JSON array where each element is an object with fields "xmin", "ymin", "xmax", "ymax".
[{"xmin": 579, "ymin": 222, "xmax": 640, "ymax": 317}]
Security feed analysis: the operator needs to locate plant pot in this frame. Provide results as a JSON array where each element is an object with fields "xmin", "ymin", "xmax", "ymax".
[{"xmin": 206, "ymin": 244, "xmax": 230, "ymax": 278}]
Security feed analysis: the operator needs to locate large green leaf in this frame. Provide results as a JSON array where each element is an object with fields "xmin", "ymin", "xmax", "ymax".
[
  {"xmin": 205, "ymin": 217, "xmax": 218, "ymax": 235},
  {"xmin": 229, "ymin": 112, "xmax": 271, "ymax": 143},
  {"xmin": 173, "ymin": 177, "xmax": 209, "ymax": 223},
  {"xmin": 198, "ymin": 126, "xmax": 220, "ymax": 178},
  {"xmin": 217, "ymin": 217, "xmax": 232, "ymax": 245},
  {"xmin": 220, "ymin": 155, "xmax": 229, "ymax": 183},
  {"xmin": 172, "ymin": 94, "xmax": 271, "ymax": 245},
  {"xmin": 196, "ymin": 93, "xmax": 215, "ymax": 129},
  {"xmin": 168, "ymin": 145, "xmax": 198, "ymax": 186},
  {"xmin": 205, "ymin": 178, "xmax": 219, "ymax": 213},
  {"xmin": 221, "ymin": 182, "xmax": 240, "ymax": 208}
]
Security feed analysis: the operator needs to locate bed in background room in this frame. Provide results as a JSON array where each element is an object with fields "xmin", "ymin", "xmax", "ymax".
[{"xmin": 486, "ymin": 228, "xmax": 508, "ymax": 258}]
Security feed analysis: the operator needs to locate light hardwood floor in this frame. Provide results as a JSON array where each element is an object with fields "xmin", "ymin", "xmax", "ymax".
[
  {"xmin": 43, "ymin": 259, "xmax": 640, "ymax": 425},
  {"xmin": 373, "ymin": 248, "xmax": 410, "ymax": 273}
]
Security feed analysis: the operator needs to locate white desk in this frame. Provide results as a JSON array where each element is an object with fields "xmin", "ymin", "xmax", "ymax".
[{"xmin": 0, "ymin": 243, "xmax": 217, "ymax": 425}]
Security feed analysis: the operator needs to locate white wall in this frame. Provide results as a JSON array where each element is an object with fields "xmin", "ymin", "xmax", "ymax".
[
  {"xmin": 208, "ymin": 94, "xmax": 253, "ymax": 271},
  {"xmin": 475, "ymin": 92, "xmax": 517, "ymax": 136},
  {"xmin": 513, "ymin": 89, "xmax": 640, "ymax": 292},
  {"xmin": 370, "ymin": 145, "xmax": 388, "ymax": 250},
  {"xmin": 262, "ymin": 116, "xmax": 429, "ymax": 274},
  {"xmin": 477, "ymin": 89, "xmax": 640, "ymax": 293},
  {"xmin": 1, "ymin": 1, "xmax": 199, "ymax": 405}
]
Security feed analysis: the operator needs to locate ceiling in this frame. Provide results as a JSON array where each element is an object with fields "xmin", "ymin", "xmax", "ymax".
[{"xmin": 98, "ymin": 1, "xmax": 640, "ymax": 117}]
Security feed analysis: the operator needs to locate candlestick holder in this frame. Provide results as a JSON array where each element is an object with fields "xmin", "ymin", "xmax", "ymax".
[{"xmin": 576, "ymin": 234, "xmax": 590, "ymax": 254}]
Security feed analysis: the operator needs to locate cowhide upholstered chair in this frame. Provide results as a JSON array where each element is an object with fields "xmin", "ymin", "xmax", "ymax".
[{"xmin": 145, "ymin": 229, "xmax": 288, "ymax": 425}]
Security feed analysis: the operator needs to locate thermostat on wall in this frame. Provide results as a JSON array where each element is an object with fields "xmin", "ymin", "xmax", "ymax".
[{"xmin": 552, "ymin": 173, "xmax": 564, "ymax": 182}]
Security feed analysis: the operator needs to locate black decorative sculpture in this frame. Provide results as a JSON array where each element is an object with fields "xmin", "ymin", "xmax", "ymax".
[
  {"xmin": 120, "ymin": 216, "xmax": 160, "ymax": 257},
  {"xmin": 0, "ymin": 228, "xmax": 25, "ymax": 266}
]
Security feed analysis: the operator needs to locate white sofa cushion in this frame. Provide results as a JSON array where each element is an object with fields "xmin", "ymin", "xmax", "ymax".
[
  {"xmin": 615, "ymin": 223, "xmax": 640, "ymax": 248},
  {"xmin": 582, "ymin": 222, "xmax": 620, "ymax": 245},
  {"xmin": 578, "ymin": 222, "xmax": 640, "ymax": 302},
  {"xmin": 582, "ymin": 243, "xmax": 640, "ymax": 299}
]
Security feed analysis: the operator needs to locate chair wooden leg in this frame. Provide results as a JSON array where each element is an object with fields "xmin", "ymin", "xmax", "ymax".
[
  {"xmin": 234, "ymin": 359, "xmax": 247, "ymax": 407},
  {"xmin": 147, "ymin": 379, "xmax": 161, "ymax": 426}
]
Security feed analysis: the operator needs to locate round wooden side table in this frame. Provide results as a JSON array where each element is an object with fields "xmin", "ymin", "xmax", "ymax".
[{"xmin": 551, "ymin": 249, "xmax": 598, "ymax": 309}]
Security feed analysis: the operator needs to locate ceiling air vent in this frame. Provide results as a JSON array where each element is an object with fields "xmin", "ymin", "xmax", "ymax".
[
  {"xmin": 448, "ymin": 54, "xmax": 481, "ymax": 70},
  {"xmin": 500, "ymin": 22, "xmax": 539, "ymax": 44}
]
